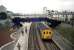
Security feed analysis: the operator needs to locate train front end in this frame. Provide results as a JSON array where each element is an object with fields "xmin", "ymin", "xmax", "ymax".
[{"xmin": 40, "ymin": 28, "xmax": 54, "ymax": 40}]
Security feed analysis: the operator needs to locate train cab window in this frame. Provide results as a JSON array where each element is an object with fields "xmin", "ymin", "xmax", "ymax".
[
  {"xmin": 46, "ymin": 31, "xmax": 48, "ymax": 34},
  {"xmin": 49, "ymin": 32, "xmax": 51, "ymax": 34},
  {"xmin": 44, "ymin": 32, "xmax": 45, "ymax": 34}
]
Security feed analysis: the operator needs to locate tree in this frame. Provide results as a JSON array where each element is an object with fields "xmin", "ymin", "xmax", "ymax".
[
  {"xmin": 0, "ymin": 12, "xmax": 7, "ymax": 20},
  {"xmin": 70, "ymin": 14, "xmax": 74, "ymax": 26}
]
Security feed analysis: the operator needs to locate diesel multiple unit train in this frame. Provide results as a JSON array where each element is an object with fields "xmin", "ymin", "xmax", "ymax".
[{"xmin": 37, "ymin": 23, "xmax": 54, "ymax": 40}]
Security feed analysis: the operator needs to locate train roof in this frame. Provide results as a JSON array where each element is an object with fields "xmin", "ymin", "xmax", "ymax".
[{"xmin": 37, "ymin": 23, "xmax": 52, "ymax": 30}]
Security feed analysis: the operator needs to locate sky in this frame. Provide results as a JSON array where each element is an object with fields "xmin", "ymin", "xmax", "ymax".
[{"xmin": 0, "ymin": 0, "xmax": 74, "ymax": 14}]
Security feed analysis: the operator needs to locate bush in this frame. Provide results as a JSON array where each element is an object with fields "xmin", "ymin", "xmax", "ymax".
[
  {"xmin": 0, "ymin": 12, "xmax": 7, "ymax": 20},
  {"xmin": 0, "ymin": 19, "xmax": 11, "ymax": 29}
]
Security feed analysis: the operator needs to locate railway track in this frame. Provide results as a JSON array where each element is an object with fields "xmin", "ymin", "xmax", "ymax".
[
  {"xmin": 28, "ymin": 23, "xmax": 40, "ymax": 50},
  {"xmin": 28, "ymin": 23, "xmax": 60, "ymax": 50},
  {"xmin": 37, "ymin": 22, "xmax": 60, "ymax": 50},
  {"xmin": 43, "ymin": 40, "xmax": 60, "ymax": 50}
]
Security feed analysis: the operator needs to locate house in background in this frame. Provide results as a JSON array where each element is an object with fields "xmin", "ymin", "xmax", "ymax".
[
  {"xmin": 45, "ymin": 9, "xmax": 73, "ymax": 22},
  {"xmin": 0, "ymin": 5, "xmax": 7, "ymax": 13}
]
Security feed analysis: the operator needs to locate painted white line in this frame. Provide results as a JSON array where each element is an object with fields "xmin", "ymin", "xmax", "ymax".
[
  {"xmin": 0, "ymin": 32, "xmax": 17, "ymax": 50},
  {"xmin": 0, "ymin": 22, "xmax": 32, "ymax": 50}
]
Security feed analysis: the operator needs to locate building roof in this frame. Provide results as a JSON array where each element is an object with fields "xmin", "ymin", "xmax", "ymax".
[{"xmin": 0, "ymin": 5, "xmax": 7, "ymax": 13}]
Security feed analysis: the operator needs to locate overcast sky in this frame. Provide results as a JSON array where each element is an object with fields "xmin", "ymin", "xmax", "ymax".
[{"xmin": 0, "ymin": 0, "xmax": 74, "ymax": 14}]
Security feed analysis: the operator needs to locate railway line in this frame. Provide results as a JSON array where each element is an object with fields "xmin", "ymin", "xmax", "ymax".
[
  {"xmin": 37, "ymin": 23, "xmax": 60, "ymax": 50},
  {"xmin": 28, "ymin": 22, "xmax": 60, "ymax": 50},
  {"xmin": 43, "ymin": 40, "xmax": 60, "ymax": 50},
  {"xmin": 28, "ymin": 23, "xmax": 40, "ymax": 50}
]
